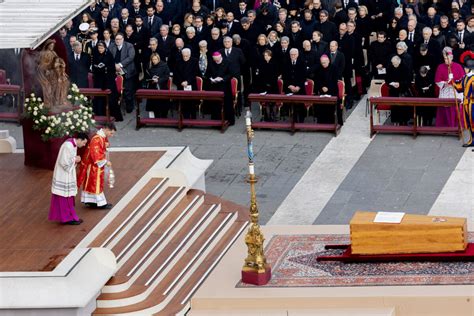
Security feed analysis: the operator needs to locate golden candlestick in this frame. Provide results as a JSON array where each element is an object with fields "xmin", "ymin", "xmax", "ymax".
[{"xmin": 241, "ymin": 110, "xmax": 271, "ymax": 285}]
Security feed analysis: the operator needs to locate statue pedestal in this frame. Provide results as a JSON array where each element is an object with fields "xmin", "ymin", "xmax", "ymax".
[{"xmin": 22, "ymin": 118, "xmax": 66, "ymax": 170}]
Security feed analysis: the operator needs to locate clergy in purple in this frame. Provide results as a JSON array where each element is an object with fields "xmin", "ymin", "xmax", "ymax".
[{"xmin": 48, "ymin": 133, "xmax": 88, "ymax": 225}]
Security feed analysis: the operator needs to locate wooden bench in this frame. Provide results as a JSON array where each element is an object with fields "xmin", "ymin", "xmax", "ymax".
[
  {"xmin": 369, "ymin": 96, "xmax": 461, "ymax": 138},
  {"xmin": 78, "ymin": 88, "xmax": 114, "ymax": 124},
  {"xmin": 135, "ymin": 89, "xmax": 226, "ymax": 132},
  {"xmin": 249, "ymin": 93, "xmax": 340, "ymax": 135}
]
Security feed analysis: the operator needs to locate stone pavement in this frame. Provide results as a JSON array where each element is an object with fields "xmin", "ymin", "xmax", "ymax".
[{"xmin": 314, "ymin": 134, "xmax": 466, "ymax": 225}]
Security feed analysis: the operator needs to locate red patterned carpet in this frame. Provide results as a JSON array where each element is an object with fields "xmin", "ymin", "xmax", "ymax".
[{"xmin": 236, "ymin": 234, "xmax": 474, "ymax": 288}]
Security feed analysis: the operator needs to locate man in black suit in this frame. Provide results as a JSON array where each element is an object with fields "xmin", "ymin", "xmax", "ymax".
[
  {"xmin": 289, "ymin": 21, "xmax": 303, "ymax": 49},
  {"xmin": 240, "ymin": 17, "xmax": 259, "ymax": 47},
  {"xmin": 161, "ymin": 0, "xmax": 182, "ymax": 26},
  {"xmin": 174, "ymin": 48, "xmax": 201, "ymax": 119},
  {"xmin": 282, "ymin": 48, "xmax": 307, "ymax": 122},
  {"xmin": 98, "ymin": 6, "xmax": 111, "ymax": 37},
  {"xmin": 193, "ymin": 16, "xmax": 210, "ymax": 43},
  {"xmin": 328, "ymin": 40, "xmax": 345, "ymax": 80},
  {"xmin": 225, "ymin": 12, "xmax": 242, "ymax": 36},
  {"xmin": 133, "ymin": 15, "xmax": 148, "ymax": 47},
  {"xmin": 316, "ymin": 10, "xmax": 338, "ymax": 43},
  {"xmin": 220, "ymin": 36, "xmax": 245, "ymax": 114},
  {"xmin": 145, "ymin": 5, "xmax": 162, "ymax": 39},
  {"xmin": 420, "ymin": 27, "xmax": 442, "ymax": 63},
  {"xmin": 235, "ymin": 0, "xmax": 248, "ymax": 20},
  {"xmin": 368, "ymin": 31, "xmax": 392, "ymax": 79},
  {"xmin": 157, "ymin": 25, "xmax": 175, "ymax": 62},
  {"xmin": 109, "ymin": 33, "xmax": 137, "ymax": 113},
  {"xmin": 107, "ymin": 0, "xmax": 123, "ymax": 19},
  {"xmin": 69, "ymin": 42, "xmax": 91, "ymax": 88},
  {"xmin": 119, "ymin": 8, "xmax": 134, "ymax": 32},
  {"xmin": 130, "ymin": 0, "xmax": 146, "ymax": 18},
  {"xmin": 220, "ymin": 36, "xmax": 245, "ymax": 78},
  {"xmin": 83, "ymin": 2, "xmax": 101, "ymax": 21},
  {"xmin": 337, "ymin": 22, "xmax": 355, "ymax": 107}
]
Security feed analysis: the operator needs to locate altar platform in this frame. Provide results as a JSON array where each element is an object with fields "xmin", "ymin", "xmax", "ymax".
[
  {"xmin": 189, "ymin": 225, "xmax": 474, "ymax": 316},
  {"xmin": 0, "ymin": 150, "xmax": 162, "ymax": 272}
]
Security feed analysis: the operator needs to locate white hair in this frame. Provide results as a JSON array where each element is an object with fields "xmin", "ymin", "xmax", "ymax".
[{"xmin": 182, "ymin": 48, "xmax": 191, "ymax": 55}]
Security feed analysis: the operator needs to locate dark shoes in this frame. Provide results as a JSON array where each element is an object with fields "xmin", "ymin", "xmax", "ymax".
[
  {"xmin": 99, "ymin": 203, "xmax": 113, "ymax": 209},
  {"xmin": 63, "ymin": 219, "xmax": 83, "ymax": 225},
  {"xmin": 85, "ymin": 202, "xmax": 113, "ymax": 209},
  {"xmin": 462, "ymin": 143, "xmax": 474, "ymax": 148}
]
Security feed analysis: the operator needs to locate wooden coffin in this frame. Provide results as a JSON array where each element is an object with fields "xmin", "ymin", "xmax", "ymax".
[{"xmin": 350, "ymin": 211, "xmax": 468, "ymax": 255}]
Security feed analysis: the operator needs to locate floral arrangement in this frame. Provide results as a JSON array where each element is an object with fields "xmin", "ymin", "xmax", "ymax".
[{"xmin": 23, "ymin": 84, "xmax": 96, "ymax": 141}]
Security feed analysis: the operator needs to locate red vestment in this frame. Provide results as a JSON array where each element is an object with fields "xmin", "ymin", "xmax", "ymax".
[{"xmin": 77, "ymin": 131, "xmax": 109, "ymax": 205}]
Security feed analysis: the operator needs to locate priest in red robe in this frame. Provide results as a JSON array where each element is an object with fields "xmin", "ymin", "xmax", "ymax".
[{"xmin": 77, "ymin": 123, "xmax": 116, "ymax": 209}]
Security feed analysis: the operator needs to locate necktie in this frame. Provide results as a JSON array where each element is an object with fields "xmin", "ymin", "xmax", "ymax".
[
  {"xmin": 148, "ymin": 17, "xmax": 152, "ymax": 26},
  {"xmin": 283, "ymin": 49, "xmax": 286, "ymax": 53},
  {"xmin": 292, "ymin": 61, "xmax": 295, "ymax": 65},
  {"xmin": 459, "ymin": 32, "xmax": 463, "ymax": 42},
  {"xmin": 226, "ymin": 49, "xmax": 230, "ymax": 56},
  {"xmin": 76, "ymin": 54, "xmax": 79, "ymax": 61},
  {"xmin": 425, "ymin": 40, "xmax": 428, "ymax": 44}
]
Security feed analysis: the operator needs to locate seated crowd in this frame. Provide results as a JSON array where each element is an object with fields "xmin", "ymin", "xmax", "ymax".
[{"xmin": 57, "ymin": 0, "xmax": 474, "ymax": 127}]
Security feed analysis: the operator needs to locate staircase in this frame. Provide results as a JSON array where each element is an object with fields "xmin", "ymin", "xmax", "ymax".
[{"xmin": 91, "ymin": 177, "xmax": 249, "ymax": 315}]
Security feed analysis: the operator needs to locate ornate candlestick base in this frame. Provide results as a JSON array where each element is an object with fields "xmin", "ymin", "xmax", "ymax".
[
  {"xmin": 242, "ymin": 265, "xmax": 272, "ymax": 285},
  {"xmin": 241, "ymin": 111, "xmax": 271, "ymax": 285}
]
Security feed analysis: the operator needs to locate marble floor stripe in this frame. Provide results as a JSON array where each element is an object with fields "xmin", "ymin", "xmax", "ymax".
[{"xmin": 268, "ymin": 97, "xmax": 376, "ymax": 225}]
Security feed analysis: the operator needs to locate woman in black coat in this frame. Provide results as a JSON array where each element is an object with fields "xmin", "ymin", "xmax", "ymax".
[
  {"xmin": 92, "ymin": 41, "xmax": 122, "ymax": 121},
  {"xmin": 144, "ymin": 53, "xmax": 171, "ymax": 118},
  {"xmin": 254, "ymin": 50, "xmax": 280, "ymax": 121}
]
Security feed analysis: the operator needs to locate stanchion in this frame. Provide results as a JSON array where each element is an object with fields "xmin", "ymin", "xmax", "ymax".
[{"xmin": 241, "ymin": 110, "xmax": 271, "ymax": 285}]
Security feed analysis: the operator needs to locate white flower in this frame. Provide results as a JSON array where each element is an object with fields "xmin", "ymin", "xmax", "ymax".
[
  {"xmin": 76, "ymin": 122, "xmax": 80, "ymax": 126},
  {"xmin": 80, "ymin": 94, "xmax": 84, "ymax": 99},
  {"xmin": 74, "ymin": 96, "xmax": 79, "ymax": 101},
  {"xmin": 25, "ymin": 98, "xmax": 29, "ymax": 103},
  {"xmin": 41, "ymin": 115, "xmax": 46, "ymax": 120},
  {"xmin": 33, "ymin": 107, "xmax": 38, "ymax": 111},
  {"xmin": 83, "ymin": 97, "xmax": 88, "ymax": 101},
  {"xmin": 82, "ymin": 121, "xmax": 88, "ymax": 126},
  {"xmin": 65, "ymin": 131, "xmax": 69, "ymax": 135},
  {"xmin": 65, "ymin": 122, "xmax": 69, "ymax": 127},
  {"xmin": 37, "ymin": 97, "xmax": 42, "ymax": 102},
  {"xmin": 32, "ymin": 97, "xmax": 36, "ymax": 102},
  {"xmin": 61, "ymin": 112, "xmax": 66, "ymax": 116},
  {"xmin": 38, "ymin": 104, "xmax": 43, "ymax": 109},
  {"xmin": 39, "ymin": 118, "xmax": 44, "ymax": 122},
  {"xmin": 45, "ymin": 129, "xmax": 50, "ymax": 134},
  {"xmin": 34, "ymin": 120, "xmax": 39, "ymax": 124},
  {"xmin": 50, "ymin": 123, "xmax": 55, "ymax": 127},
  {"xmin": 67, "ymin": 95, "xmax": 72, "ymax": 100},
  {"xmin": 33, "ymin": 111, "xmax": 37, "ymax": 116},
  {"xmin": 30, "ymin": 93, "xmax": 34, "ymax": 97},
  {"xmin": 81, "ymin": 127, "xmax": 86, "ymax": 131},
  {"xmin": 91, "ymin": 119, "xmax": 96, "ymax": 124}
]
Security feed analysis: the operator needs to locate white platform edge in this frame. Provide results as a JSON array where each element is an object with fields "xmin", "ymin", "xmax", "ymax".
[{"xmin": 0, "ymin": 247, "xmax": 116, "ymax": 309}]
